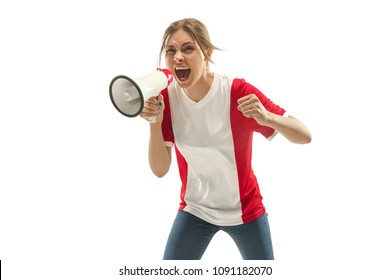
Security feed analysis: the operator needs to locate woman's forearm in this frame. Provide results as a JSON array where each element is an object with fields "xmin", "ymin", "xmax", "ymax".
[
  {"xmin": 148, "ymin": 124, "xmax": 172, "ymax": 177},
  {"xmin": 267, "ymin": 114, "xmax": 312, "ymax": 144}
]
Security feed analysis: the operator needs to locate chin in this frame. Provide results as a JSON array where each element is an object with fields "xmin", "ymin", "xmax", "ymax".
[{"xmin": 176, "ymin": 78, "xmax": 192, "ymax": 88}]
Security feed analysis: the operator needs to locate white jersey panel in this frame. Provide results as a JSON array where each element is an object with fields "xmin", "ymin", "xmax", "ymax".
[{"xmin": 168, "ymin": 73, "xmax": 243, "ymax": 225}]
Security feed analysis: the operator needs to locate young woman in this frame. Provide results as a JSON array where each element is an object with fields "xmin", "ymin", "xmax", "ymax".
[{"xmin": 140, "ymin": 18, "xmax": 311, "ymax": 260}]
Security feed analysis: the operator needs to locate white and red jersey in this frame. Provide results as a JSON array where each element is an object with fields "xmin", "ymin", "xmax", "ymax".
[{"xmin": 161, "ymin": 73, "xmax": 286, "ymax": 226}]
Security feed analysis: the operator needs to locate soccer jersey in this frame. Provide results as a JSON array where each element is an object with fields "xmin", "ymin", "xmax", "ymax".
[{"xmin": 161, "ymin": 73, "xmax": 286, "ymax": 226}]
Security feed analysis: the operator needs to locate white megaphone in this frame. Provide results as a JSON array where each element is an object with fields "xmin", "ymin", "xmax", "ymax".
[{"xmin": 109, "ymin": 68, "xmax": 173, "ymax": 119}]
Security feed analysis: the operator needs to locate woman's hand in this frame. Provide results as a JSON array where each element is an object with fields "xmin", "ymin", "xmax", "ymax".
[
  {"xmin": 140, "ymin": 94, "xmax": 164, "ymax": 124},
  {"xmin": 237, "ymin": 94, "xmax": 270, "ymax": 126}
]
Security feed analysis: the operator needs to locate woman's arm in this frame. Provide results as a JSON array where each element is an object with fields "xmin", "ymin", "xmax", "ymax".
[
  {"xmin": 140, "ymin": 95, "xmax": 172, "ymax": 177},
  {"xmin": 237, "ymin": 94, "xmax": 311, "ymax": 144},
  {"xmin": 264, "ymin": 114, "xmax": 311, "ymax": 144},
  {"xmin": 148, "ymin": 124, "xmax": 172, "ymax": 177}
]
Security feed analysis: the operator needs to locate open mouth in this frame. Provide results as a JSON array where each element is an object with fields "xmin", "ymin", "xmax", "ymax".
[{"xmin": 175, "ymin": 67, "xmax": 191, "ymax": 81}]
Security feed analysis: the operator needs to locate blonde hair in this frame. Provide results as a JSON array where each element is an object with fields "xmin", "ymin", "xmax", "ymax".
[{"xmin": 158, "ymin": 18, "xmax": 221, "ymax": 66}]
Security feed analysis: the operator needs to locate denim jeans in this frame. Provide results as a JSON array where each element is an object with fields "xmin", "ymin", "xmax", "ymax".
[{"xmin": 163, "ymin": 211, "xmax": 274, "ymax": 260}]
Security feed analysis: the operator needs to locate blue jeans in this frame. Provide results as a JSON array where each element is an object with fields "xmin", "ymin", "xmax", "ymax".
[{"xmin": 163, "ymin": 211, "xmax": 274, "ymax": 260}]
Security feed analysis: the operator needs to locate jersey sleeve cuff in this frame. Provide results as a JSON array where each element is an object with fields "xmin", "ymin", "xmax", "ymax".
[{"xmin": 164, "ymin": 141, "xmax": 174, "ymax": 148}]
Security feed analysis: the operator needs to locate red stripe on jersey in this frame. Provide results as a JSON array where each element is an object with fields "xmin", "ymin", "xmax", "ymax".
[
  {"xmin": 230, "ymin": 78, "xmax": 285, "ymax": 223},
  {"xmin": 161, "ymin": 88, "xmax": 188, "ymax": 209}
]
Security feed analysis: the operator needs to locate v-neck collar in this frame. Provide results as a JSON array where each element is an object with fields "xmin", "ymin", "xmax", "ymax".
[{"xmin": 180, "ymin": 73, "xmax": 218, "ymax": 110}]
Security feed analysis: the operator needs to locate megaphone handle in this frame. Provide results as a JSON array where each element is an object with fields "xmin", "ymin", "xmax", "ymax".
[{"xmin": 145, "ymin": 96, "xmax": 161, "ymax": 123}]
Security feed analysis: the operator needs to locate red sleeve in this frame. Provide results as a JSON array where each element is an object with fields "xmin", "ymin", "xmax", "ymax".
[{"xmin": 231, "ymin": 78, "xmax": 286, "ymax": 139}]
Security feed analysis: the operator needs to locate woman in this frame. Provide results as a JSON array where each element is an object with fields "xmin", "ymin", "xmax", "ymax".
[{"xmin": 140, "ymin": 18, "xmax": 311, "ymax": 260}]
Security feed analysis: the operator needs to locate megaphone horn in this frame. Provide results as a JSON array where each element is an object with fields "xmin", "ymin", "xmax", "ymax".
[{"xmin": 109, "ymin": 68, "xmax": 173, "ymax": 118}]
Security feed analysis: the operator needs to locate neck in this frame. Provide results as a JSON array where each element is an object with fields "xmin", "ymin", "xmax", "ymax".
[{"xmin": 184, "ymin": 72, "xmax": 214, "ymax": 102}]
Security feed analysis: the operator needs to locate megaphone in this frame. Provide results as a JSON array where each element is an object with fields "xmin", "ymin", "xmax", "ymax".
[{"xmin": 109, "ymin": 68, "xmax": 173, "ymax": 119}]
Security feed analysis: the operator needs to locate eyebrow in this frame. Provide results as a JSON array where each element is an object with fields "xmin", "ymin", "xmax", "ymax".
[{"xmin": 165, "ymin": 41, "xmax": 195, "ymax": 49}]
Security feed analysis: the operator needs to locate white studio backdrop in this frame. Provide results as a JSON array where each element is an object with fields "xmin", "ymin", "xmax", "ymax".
[{"xmin": 1, "ymin": 0, "xmax": 389, "ymax": 279}]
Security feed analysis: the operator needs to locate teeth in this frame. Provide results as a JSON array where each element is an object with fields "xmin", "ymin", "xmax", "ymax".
[{"xmin": 176, "ymin": 67, "xmax": 190, "ymax": 70}]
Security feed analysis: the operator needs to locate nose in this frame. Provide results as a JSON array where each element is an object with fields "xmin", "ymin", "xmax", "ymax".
[{"xmin": 174, "ymin": 51, "xmax": 184, "ymax": 63}]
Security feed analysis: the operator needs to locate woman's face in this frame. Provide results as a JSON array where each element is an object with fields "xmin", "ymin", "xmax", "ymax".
[{"xmin": 164, "ymin": 29, "xmax": 208, "ymax": 89}]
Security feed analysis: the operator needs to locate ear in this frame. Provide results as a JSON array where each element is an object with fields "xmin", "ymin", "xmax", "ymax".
[{"xmin": 205, "ymin": 47, "xmax": 213, "ymax": 61}]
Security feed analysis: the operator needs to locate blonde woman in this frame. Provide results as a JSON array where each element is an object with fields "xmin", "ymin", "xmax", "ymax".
[{"xmin": 140, "ymin": 18, "xmax": 311, "ymax": 260}]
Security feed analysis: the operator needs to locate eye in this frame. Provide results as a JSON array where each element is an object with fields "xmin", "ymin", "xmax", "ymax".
[
  {"xmin": 182, "ymin": 46, "xmax": 194, "ymax": 53},
  {"xmin": 165, "ymin": 48, "xmax": 176, "ymax": 55}
]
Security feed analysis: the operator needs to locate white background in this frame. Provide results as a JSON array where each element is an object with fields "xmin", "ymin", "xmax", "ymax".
[{"xmin": 1, "ymin": 0, "xmax": 389, "ymax": 279}]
